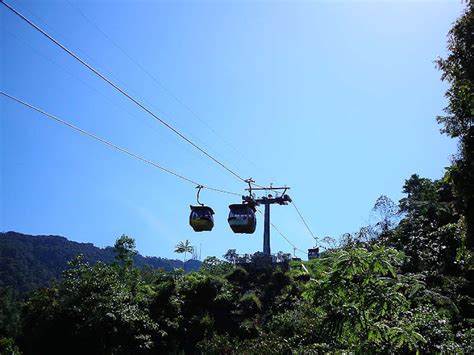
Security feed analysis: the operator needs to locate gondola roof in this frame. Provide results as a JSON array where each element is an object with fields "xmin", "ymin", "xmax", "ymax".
[
  {"xmin": 190, "ymin": 205, "xmax": 215, "ymax": 214},
  {"xmin": 228, "ymin": 203, "xmax": 256, "ymax": 212}
]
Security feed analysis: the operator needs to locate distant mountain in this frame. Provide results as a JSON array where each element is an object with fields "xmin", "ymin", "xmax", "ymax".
[{"xmin": 0, "ymin": 231, "xmax": 201, "ymax": 293}]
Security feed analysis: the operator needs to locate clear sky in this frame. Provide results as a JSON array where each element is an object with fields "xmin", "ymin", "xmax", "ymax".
[{"xmin": 0, "ymin": 0, "xmax": 463, "ymax": 260}]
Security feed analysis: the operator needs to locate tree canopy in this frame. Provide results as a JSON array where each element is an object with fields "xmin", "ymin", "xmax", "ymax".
[{"xmin": 1, "ymin": 2, "xmax": 473, "ymax": 354}]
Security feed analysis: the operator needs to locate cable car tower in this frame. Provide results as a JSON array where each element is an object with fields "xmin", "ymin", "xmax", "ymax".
[{"xmin": 244, "ymin": 180, "xmax": 292, "ymax": 256}]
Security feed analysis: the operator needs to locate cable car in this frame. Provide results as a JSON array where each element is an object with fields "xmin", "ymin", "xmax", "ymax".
[
  {"xmin": 228, "ymin": 204, "xmax": 257, "ymax": 234},
  {"xmin": 308, "ymin": 247, "xmax": 320, "ymax": 260},
  {"xmin": 189, "ymin": 205, "xmax": 215, "ymax": 232}
]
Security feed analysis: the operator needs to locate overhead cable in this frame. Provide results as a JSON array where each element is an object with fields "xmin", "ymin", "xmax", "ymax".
[
  {"xmin": 292, "ymin": 200, "xmax": 318, "ymax": 243},
  {"xmin": 65, "ymin": 0, "xmax": 260, "ymax": 173},
  {"xmin": 256, "ymin": 209, "xmax": 305, "ymax": 255},
  {"xmin": 270, "ymin": 221, "xmax": 306, "ymax": 255},
  {"xmin": 0, "ymin": 0, "xmax": 249, "ymax": 184},
  {"xmin": 0, "ymin": 91, "xmax": 241, "ymax": 197},
  {"xmin": 2, "ymin": 0, "xmax": 318, "ymax": 249}
]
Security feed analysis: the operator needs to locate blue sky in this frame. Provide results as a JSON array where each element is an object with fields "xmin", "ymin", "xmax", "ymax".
[{"xmin": 0, "ymin": 0, "xmax": 463, "ymax": 260}]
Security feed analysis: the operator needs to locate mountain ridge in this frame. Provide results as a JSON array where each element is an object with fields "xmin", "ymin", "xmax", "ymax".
[{"xmin": 0, "ymin": 231, "xmax": 201, "ymax": 293}]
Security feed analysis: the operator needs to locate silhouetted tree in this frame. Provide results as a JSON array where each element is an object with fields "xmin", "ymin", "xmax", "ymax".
[{"xmin": 174, "ymin": 240, "xmax": 193, "ymax": 262}]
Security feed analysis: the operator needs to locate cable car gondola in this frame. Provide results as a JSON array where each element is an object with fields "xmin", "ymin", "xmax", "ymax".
[
  {"xmin": 228, "ymin": 203, "xmax": 257, "ymax": 234},
  {"xmin": 308, "ymin": 247, "xmax": 320, "ymax": 260},
  {"xmin": 189, "ymin": 205, "xmax": 215, "ymax": 232},
  {"xmin": 189, "ymin": 185, "xmax": 215, "ymax": 232}
]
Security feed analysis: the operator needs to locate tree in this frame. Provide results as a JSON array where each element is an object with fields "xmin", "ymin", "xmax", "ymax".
[
  {"xmin": 114, "ymin": 234, "xmax": 137, "ymax": 268},
  {"xmin": 387, "ymin": 175, "xmax": 462, "ymax": 274},
  {"xmin": 372, "ymin": 195, "xmax": 398, "ymax": 234},
  {"xmin": 21, "ymin": 256, "xmax": 159, "ymax": 354},
  {"xmin": 223, "ymin": 249, "xmax": 238, "ymax": 265},
  {"xmin": 0, "ymin": 288, "xmax": 21, "ymax": 339},
  {"xmin": 201, "ymin": 256, "xmax": 233, "ymax": 275},
  {"xmin": 436, "ymin": 1, "xmax": 474, "ymax": 250},
  {"xmin": 435, "ymin": 1, "xmax": 473, "ymax": 139},
  {"xmin": 303, "ymin": 247, "xmax": 427, "ymax": 352},
  {"xmin": 275, "ymin": 251, "xmax": 291, "ymax": 263},
  {"xmin": 174, "ymin": 240, "xmax": 193, "ymax": 263}
]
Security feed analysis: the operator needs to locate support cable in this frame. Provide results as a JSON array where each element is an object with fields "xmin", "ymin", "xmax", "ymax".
[
  {"xmin": 256, "ymin": 209, "xmax": 305, "ymax": 255},
  {"xmin": 2, "ymin": 0, "xmax": 319, "ymax": 249},
  {"xmin": 65, "ymin": 0, "xmax": 260, "ymax": 172},
  {"xmin": 0, "ymin": 0, "xmax": 248, "ymax": 184},
  {"xmin": 271, "ymin": 222, "xmax": 306, "ymax": 255},
  {"xmin": 0, "ymin": 91, "xmax": 241, "ymax": 197},
  {"xmin": 2, "ymin": 28, "xmax": 171, "ymax": 145},
  {"xmin": 292, "ymin": 200, "xmax": 318, "ymax": 244}
]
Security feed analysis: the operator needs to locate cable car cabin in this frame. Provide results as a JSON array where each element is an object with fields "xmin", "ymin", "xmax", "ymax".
[
  {"xmin": 228, "ymin": 204, "xmax": 256, "ymax": 234},
  {"xmin": 189, "ymin": 205, "xmax": 215, "ymax": 232},
  {"xmin": 308, "ymin": 247, "xmax": 320, "ymax": 260}
]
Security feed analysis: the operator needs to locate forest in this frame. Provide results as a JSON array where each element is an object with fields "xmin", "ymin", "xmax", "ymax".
[
  {"xmin": 0, "ymin": 2, "xmax": 473, "ymax": 354},
  {"xmin": 0, "ymin": 231, "xmax": 201, "ymax": 294}
]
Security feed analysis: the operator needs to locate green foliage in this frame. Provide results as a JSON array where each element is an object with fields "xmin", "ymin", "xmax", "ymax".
[
  {"xmin": 224, "ymin": 248, "xmax": 238, "ymax": 264},
  {"xmin": 239, "ymin": 292, "xmax": 262, "ymax": 315},
  {"xmin": 0, "ymin": 288, "xmax": 21, "ymax": 339},
  {"xmin": 5, "ymin": 219, "xmax": 473, "ymax": 354},
  {"xmin": 114, "ymin": 234, "xmax": 137, "ymax": 268},
  {"xmin": 5, "ymin": 156, "xmax": 474, "ymax": 354},
  {"xmin": 0, "ymin": 232, "xmax": 201, "ymax": 294},
  {"xmin": 372, "ymin": 194, "xmax": 399, "ymax": 234},
  {"xmin": 447, "ymin": 130, "xmax": 474, "ymax": 250},
  {"xmin": 388, "ymin": 174, "xmax": 463, "ymax": 274},
  {"xmin": 436, "ymin": 1, "xmax": 474, "ymax": 251},
  {"xmin": 4, "ymin": 7, "xmax": 474, "ymax": 351},
  {"xmin": 174, "ymin": 239, "xmax": 194, "ymax": 262},
  {"xmin": 301, "ymin": 247, "xmax": 422, "ymax": 352},
  {"xmin": 201, "ymin": 256, "xmax": 234, "ymax": 275},
  {"xmin": 21, "ymin": 255, "xmax": 159, "ymax": 354},
  {"xmin": 0, "ymin": 337, "xmax": 21, "ymax": 355},
  {"xmin": 435, "ymin": 2, "xmax": 473, "ymax": 139}
]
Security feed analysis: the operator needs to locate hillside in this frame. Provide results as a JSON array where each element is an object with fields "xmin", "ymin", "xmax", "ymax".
[
  {"xmin": 0, "ymin": 231, "xmax": 201, "ymax": 293},
  {"xmin": 1, "ymin": 1, "xmax": 474, "ymax": 354}
]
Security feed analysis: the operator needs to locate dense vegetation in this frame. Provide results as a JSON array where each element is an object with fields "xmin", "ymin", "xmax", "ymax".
[
  {"xmin": 1, "ymin": 2, "xmax": 473, "ymax": 353},
  {"xmin": 0, "ymin": 232, "xmax": 201, "ymax": 294}
]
